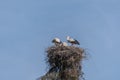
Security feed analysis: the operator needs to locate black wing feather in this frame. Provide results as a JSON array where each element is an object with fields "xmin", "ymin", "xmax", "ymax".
[{"xmin": 75, "ymin": 39, "xmax": 80, "ymax": 45}]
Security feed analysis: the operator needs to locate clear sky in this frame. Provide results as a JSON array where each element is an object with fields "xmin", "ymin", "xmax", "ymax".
[{"xmin": 0, "ymin": 0, "xmax": 120, "ymax": 80}]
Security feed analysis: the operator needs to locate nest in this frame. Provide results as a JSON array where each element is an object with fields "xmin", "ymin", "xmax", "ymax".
[{"xmin": 40, "ymin": 45, "xmax": 86, "ymax": 80}]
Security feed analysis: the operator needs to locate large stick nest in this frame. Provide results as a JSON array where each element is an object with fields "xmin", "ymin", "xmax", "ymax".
[{"xmin": 40, "ymin": 45, "xmax": 86, "ymax": 80}]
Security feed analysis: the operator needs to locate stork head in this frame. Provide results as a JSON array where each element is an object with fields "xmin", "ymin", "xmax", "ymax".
[{"xmin": 66, "ymin": 36, "xmax": 70, "ymax": 40}]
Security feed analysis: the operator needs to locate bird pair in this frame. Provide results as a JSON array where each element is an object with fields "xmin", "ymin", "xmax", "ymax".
[{"xmin": 52, "ymin": 36, "xmax": 80, "ymax": 46}]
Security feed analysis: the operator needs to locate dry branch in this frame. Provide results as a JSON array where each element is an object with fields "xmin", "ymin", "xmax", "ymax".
[{"xmin": 40, "ymin": 45, "xmax": 86, "ymax": 80}]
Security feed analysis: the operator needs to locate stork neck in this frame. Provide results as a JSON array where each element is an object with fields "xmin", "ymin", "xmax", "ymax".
[{"xmin": 67, "ymin": 36, "xmax": 70, "ymax": 40}]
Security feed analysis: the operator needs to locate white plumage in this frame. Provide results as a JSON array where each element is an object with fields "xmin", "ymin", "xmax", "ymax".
[
  {"xmin": 66, "ymin": 36, "xmax": 80, "ymax": 45},
  {"xmin": 52, "ymin": 37, "xmax": 62, "ymax": 46},
  {"xmin": 62, "ymin": 42, "xmax": 68, "ymax": 46}
]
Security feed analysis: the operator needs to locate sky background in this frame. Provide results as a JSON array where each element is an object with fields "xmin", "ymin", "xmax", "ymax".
[{"xmin": 0, "ymin": 0, "xmax": 120, "ymax": 80}]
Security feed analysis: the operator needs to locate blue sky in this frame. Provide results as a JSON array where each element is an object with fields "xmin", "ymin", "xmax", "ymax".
[{"xmin": 0, "ymin": 0, "xmax": 120, "ymax": 80}]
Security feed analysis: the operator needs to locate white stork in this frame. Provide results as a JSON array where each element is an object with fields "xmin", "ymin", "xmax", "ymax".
[
  {"xmin": 52, "ymin": 37, "xmax": 62, "ymax": 46},
  {"xmin": 62, "ymin": 42, "xmax": 68, "ymax": 46},
  {"xmin": 66, "ymin": 36, "xmax": 80, "ymax": 45}
]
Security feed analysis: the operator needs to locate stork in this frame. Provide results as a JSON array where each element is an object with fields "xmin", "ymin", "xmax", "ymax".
[
  {"xmin": 66, "ymin": 36, "xmax": 80, "ymax": 45},
  {"xmin": 62, "ymin": 42, "xmax": 68, "ymax": 46},
  {"xmin": 52, "ymin": 37, "xmax": 62, "ymax": 46}
]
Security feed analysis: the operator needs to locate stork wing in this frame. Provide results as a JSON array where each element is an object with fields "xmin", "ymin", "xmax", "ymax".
[
  {"xmin": 70, "ymin": 38, "xmax": 75, "ymax": 42},
  {"xmin": 52, "ymin": 39, "xmax": 55, "ymax": 43},
  {"xmin": 75, "ymin": 39, "xmax": 80, "ymax": 45}
]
